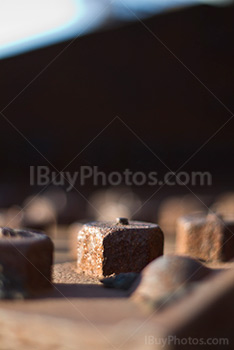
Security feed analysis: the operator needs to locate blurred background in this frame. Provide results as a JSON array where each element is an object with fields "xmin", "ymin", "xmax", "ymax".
[{"xmin": 0, "ymin": 0, "xmax": 234, "ymax": 261}]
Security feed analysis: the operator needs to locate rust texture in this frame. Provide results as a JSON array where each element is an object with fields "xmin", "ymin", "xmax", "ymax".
[
  {"xmin": 176, "ymin": 213, "xmax": 234, "ymax": 262},
  {"xmin": 77, "ymin": 219, "xmax": 164, "ymax": 277},
  {"xmin": 131, "ymin": 255, "xmax": 212, "ymax": 309},
  {"xmin": 0, "ymin": 227, "xmax": 53, "ymax": 297}
]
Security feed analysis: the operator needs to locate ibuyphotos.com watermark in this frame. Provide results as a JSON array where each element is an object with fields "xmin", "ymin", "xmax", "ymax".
[
  {"xmin": 145, "ymin": 335, "xmax": 229, "ymax": 347},
  {"xmin": 30, "ymin": 166, "xmax": 212, "ymax": 191}
]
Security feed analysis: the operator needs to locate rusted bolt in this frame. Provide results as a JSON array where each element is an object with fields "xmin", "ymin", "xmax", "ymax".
[
  {"xmin": 77, "ymin": 220, "xmax": 164, "ymax": 277},
  {"xmin": 176, "ymin": 213, "xmax": 234, "ymax": 262},
  {"xmin": 116, "ymin": 217, "xmax": 129, "ymax": 225},
  {"xmin": 0, "ymin": 227, "xmax": 53, "ymax": 298},
  {"xmin": 131, "ymin": 255, "xmax": 213, "ymax": 309}
]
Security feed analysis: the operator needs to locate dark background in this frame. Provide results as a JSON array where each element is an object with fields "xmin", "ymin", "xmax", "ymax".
[{"xmin": 0, "ymin": 3, "xmax": 234, "ymax": 207}]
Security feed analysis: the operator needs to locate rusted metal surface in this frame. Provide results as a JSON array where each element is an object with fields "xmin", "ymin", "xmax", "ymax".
[
  {"xmin": 0, "ymin": 227, "xmax": 53, "ymax": 297},
  {"xmin": 159, "ymin": 267, "xmax": 234, "ymax": 349},
  {"xmin": 77, "ymin": 219, "xmax": 164, "ymax": 277},
  {"xmin": 176, "ymin": 213, "xmax": 234, "ymax": 262},
  {"xmin": 67, "ymin": 222, "xmax": 83, "ymax": 260},
  {"xmin": 0, "ymin": 261, "xmax": 232, "ymax": 349},
  {"xmin": 0, "ymin": 216, "xmax": 233, "ymax": 348},
  {"xmin": 131, "ymin": 255, "xmax": 215, "ymax": 310}
]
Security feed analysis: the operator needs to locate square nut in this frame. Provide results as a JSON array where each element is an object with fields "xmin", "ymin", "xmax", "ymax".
[
  {"xmin": 176, "ymin": 213, "xmax": 234, "ymax": 262},
  {"xmin": 0, "ymin": 228, "xmax": 53, "ymax": 295},
  {"xmin": 77, "ymin": 218, "xmax": 164, "ymax": 277}
]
